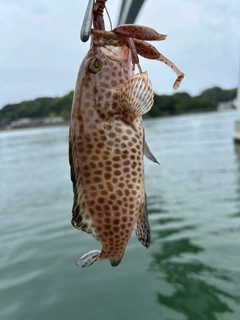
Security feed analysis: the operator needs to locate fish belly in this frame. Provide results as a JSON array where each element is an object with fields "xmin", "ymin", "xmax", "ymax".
[{"xmin": 72, "ymin": 117, "xmax": 145, "ymax": 259}]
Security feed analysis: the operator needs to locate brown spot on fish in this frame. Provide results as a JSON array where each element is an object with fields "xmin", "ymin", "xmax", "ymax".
[
  {"xmin": 112, "ymin": 177, "xmax": 118, "ymax": 184},
  {"xmin": 105, "ymin": 211, "xmax": 111, "ymax": 217},
  {"xmin": 106, "ymin": 182, "xmax": 114, "ymax": 192},
  {"xmin": 113, "ymin": 226, "xmax": 120, "ymax": 232},
  {"xmin": 93, "ymin": 169, "xmax": 102, "ymax": 176},
  {"xmin": 83, "ymin": 171, "xmax": 91, "ymax": 178},
  {"xmin": 112, "ymin": 205, "xmax": 119, "ymax": 211},
  {"xmin": 110, "ymin": 194, "xmax": 117, "ymax": 201},
  {"xmin": 104, "ymin": 217, "xmax": 111, "ymax": 224},
  {"xmin": 114, "ymin": 170, "xmax": 122, "ymax": 176},
  {"xmin": 123, "ymin": 167, "xmax": 130, "ymax": 173},
  {"xmin": 118, "ymin": 182, "xmax": 125, "ymax": 189},
  {"xmin": 91, "ymin": 155, "xmax": 100, "ymax": 161},
  {"xmin": 115, "ymin": 127, "xmax": 123, "ymax": 134},
  {"xmin": 116, "ymin": 189, "xmax": 123, "ymax": 197}
]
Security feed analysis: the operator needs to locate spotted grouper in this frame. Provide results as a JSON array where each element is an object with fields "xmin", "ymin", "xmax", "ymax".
[{"xmin": 69, "ymin": 2, "xmax": 184, "ymax": 268}]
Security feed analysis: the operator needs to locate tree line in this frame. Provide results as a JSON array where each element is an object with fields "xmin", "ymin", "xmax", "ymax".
[{"xmin": 0, "ymin": 86, "xmax": 237, "ymax": 126}]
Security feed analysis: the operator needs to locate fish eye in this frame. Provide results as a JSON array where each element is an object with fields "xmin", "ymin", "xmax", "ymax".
[{"xmin": 87, "ymin": 57, "xmax": 102, "ymax": 74}]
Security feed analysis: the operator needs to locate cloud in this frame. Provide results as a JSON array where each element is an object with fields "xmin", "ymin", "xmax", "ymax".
[{"xmin": 0, "ymin": 0, "xmax": 239, "ymax": 108}]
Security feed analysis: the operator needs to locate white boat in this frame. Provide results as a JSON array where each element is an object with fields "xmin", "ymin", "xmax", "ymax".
[{"xmin": 233, "ymin": 87, "xmax": 240, "ymax": 142}]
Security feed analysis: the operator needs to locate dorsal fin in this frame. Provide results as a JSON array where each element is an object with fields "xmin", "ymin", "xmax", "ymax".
[
  {"xmin": 143, "ymin": 129, "xmax": 159, "ymax": 164},
  {"xmin": 144, "ymin": 138, "xmax": 159, "ymax": 164}
]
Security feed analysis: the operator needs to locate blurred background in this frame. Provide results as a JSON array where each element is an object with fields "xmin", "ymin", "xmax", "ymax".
[{"xmin": 1, "ymin": 0, "xmax": 240, "ymax": 319}]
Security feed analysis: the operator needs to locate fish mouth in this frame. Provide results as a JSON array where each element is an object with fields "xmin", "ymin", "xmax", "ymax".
[{"xmin": 110, "ymin": 258, "xmax": 122, "ymax": 267}]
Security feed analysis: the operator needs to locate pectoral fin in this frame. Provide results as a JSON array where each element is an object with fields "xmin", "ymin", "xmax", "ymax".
[
  {"xmin": 76, "ymin": 250, "xmax": 101, "ymax": 268},
  {"xmin": 135, "ymin": 194, "xmax": 151, "ymax": 248},
  {"xmin": 119, "ymin": 71, "xmax": 154, "ymax": 118}
]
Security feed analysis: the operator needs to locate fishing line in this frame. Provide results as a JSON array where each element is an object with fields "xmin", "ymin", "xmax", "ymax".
[{"xmin": 105, "ymin": 5, "xmax": 112, "ymax": 30}]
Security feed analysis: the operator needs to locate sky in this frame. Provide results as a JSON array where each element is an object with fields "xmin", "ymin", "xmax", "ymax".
[{"xmin": 0, "ymin": 0, "xmax": 240, "ymax": 108}]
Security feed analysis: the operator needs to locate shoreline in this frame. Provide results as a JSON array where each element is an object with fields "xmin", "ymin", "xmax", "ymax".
[
  {"xmin": 0, "ymin": 121, "xmax": 70, "ymax": 132},
  {"xmin": 0, "ymin": 108, "xmax": 235, "ymax": 132}
]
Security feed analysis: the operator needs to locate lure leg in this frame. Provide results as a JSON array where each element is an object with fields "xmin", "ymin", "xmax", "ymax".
[
  {"xmin": 112, "ymin": 25, "xmax": 184, "ymax": 89},
  {"xmin": 112, "ymin": 25, "xmax": 167, "ymax": 73},
  {"xmin": 128, "ymin": 37, "xmax": 142, "ymax": 72},
  {"xmin": 134, "ymin": 39, "xmax": 185, "ymax": 89}
]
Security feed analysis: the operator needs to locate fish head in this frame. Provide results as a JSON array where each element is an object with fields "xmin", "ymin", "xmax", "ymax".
[
  {"xmin": 71, "ymin": 31, "xmax": 138, "ymax": 127},
  {"xmin": 81, "ymin": 31, "xmax": 134, "ymax": 87}
]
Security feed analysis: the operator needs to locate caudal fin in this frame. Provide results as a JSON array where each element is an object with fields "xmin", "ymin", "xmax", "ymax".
[{"xmin": 75, "ymin": 250, "xmax": 101, "ymax": 268}]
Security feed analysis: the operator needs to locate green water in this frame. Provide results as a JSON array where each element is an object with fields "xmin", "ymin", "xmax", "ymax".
[{"xmin": 1, "ymin": 111, "xmax": 240, "ymax": 320}]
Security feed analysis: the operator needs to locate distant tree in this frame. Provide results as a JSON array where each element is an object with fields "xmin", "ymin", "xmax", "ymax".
[
  {"xmin": 0, "ymin": 92, "xmax": 74, "ymax": 124},
  {"xmin": 199, "ymin": 86, "xmax": 237, "ymax": 103},
  {"xmin": 172, "ymin": 92, "xmax": 192, "ymax": 100},
  {"xmin": 0, "ymin": 86, "xmax": 236, "ymax": 126}
]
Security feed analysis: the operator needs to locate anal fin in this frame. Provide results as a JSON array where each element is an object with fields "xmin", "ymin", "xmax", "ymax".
[{"xmin": 135, "ymin": 194, "xmax": 151, "ymax": 248}]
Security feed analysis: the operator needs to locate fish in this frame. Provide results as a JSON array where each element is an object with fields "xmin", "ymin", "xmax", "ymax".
[{"xmin": 69, "ymin": 0, "xmax": 184, "ymax": 267}]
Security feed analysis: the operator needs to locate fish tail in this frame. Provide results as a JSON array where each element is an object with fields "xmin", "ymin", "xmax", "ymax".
[{"xmin": 75, "ymin": 250, "xmax": 101, "ymax": 268}]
